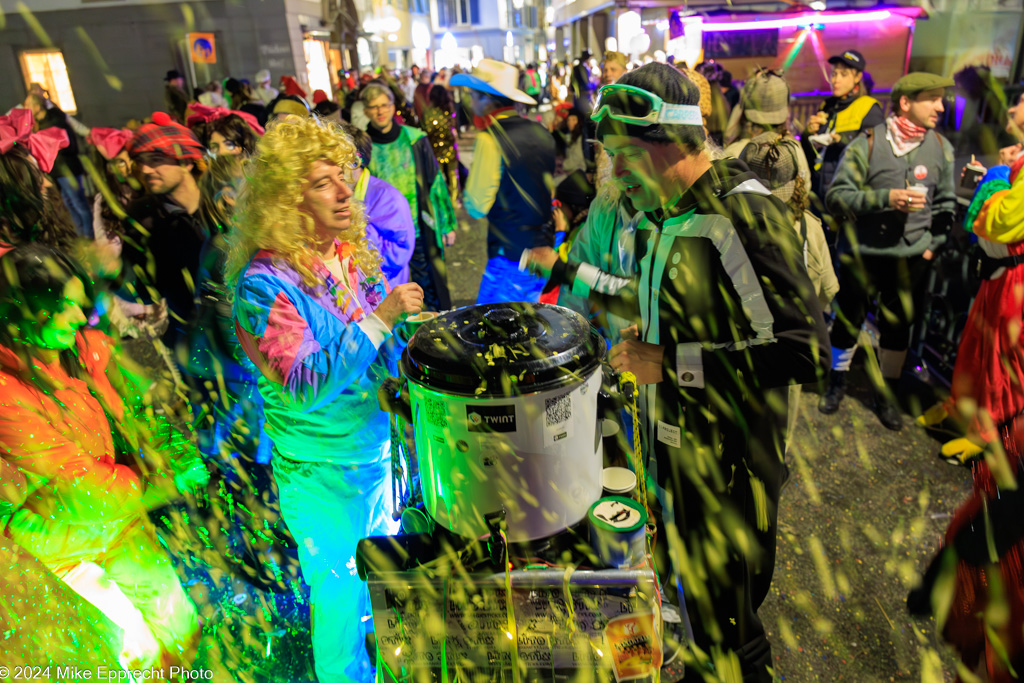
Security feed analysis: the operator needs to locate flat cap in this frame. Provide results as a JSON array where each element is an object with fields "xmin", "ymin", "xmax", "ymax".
[{"xmin": 891, "ymin": 72, "xmax": 955, "ymax": 101}]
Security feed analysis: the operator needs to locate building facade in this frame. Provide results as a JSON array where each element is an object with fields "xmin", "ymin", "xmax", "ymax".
[
  {"xmin": 355, "ymin": 0, "xmax": 435, "ymax": 70},
  {"xmin": 432, "ymin": 0, "xmax": 545, "ymax": 68},
  {"xmin": 0, "ymin": 0, "xmax": 330, "ymax": 126}
]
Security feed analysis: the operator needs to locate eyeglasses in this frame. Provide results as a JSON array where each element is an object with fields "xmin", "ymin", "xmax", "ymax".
[
  {"xmin": 365, "ymin": 103, "xmax": 394, "ymax": 113},
  {"xmin": 592, "ymin": 84, "xmax": 703, "ymax": 127}
]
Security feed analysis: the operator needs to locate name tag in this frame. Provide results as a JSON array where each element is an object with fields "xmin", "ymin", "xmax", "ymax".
[{"xmin": 657, "ymin": 420, "xmax": 681, "ymax": 448}]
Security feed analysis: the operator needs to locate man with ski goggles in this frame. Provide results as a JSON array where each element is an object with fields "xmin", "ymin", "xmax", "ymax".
[{"xmin": 528, "ymin": 63, "xmax": 829, "ymax": 682}]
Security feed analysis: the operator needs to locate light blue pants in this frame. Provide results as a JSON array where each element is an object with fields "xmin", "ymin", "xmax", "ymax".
[
  {"xmin": 476, "ymin": 255, "xmax": 546, "ymax": 305},
  {"xmin": 272, "ymin": 445, "xmax": 396, "ymax": 682}
]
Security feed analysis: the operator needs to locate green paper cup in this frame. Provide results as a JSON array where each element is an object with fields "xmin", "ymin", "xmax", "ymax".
[{"xmin": 397, "ymin": 310, "xmax": 439, "ymax": 343}]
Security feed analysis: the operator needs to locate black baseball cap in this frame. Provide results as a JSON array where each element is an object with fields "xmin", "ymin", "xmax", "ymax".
[
  {"xmin": 164, "ymin": 69, "xmax": 183, "ymax": 81},
  {"xmin": 828, "ymin": 50, "xmax": 866, "ymax": 71}
]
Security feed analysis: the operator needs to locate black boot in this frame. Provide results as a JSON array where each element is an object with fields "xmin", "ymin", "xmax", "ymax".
[
  {"xmin": 818, "ymin": 370, "xmax": 847, "ymax": 414},
  {"xmin": 873, "ymin": 377, "xmax": 904, "ymax": 431}
]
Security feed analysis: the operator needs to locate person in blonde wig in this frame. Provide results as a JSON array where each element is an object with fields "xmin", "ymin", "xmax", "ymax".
[{"xmin": 227, "ymin": 115, "xmax": 424, "ymax": 681}]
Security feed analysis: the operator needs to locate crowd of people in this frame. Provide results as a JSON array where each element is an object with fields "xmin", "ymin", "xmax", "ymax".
[{"xmin": 0, "ymin": 46, "xmax": 1022, "ymax": 683}]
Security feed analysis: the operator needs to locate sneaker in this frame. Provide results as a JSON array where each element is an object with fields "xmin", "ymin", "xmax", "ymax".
[
  {"xmin": 939, "ymin": 437, "xmax": 984, "ymax": 466},
  {"xmin": 915, "ymin": 403, "xmax": 948, "ymax": 428}
]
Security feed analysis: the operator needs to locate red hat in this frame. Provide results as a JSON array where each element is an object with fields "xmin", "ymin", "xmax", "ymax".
[
  {"xmin": 312, "ymin": 89, "xmax": 329, "ymax": 105},
  {"xmin": 87, "ymin": 127, "xmax": 134, "ymax": 160},
  {"xmin": 554, "ymin": 102, "xmax": 573, "ymax": 120},
  {"xmin": 280, "ymin": 76, "xmax": 308, "ymax": 99},
  {"xmin": 126, "ymin": 112, "xmax": 204, "ymax": 162}
]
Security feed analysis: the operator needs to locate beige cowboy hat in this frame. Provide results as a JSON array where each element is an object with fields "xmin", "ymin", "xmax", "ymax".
[{"xmin": 450, "ymin": 59, "xmax": 536, "ymax": 105}]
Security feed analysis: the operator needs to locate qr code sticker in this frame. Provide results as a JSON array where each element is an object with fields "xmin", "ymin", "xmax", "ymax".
[
  {"xmin": 545, "ymin": 393, "xmax": 572, "ymax": 426},
  {"xmin": 425, "ymin": 397, "xmax": 448, "ymax": 429}
]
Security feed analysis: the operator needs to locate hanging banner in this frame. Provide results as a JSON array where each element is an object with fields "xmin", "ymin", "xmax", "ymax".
[{"xmin": 189, "ymin": 33, "xmax": 217, "ymax": 64}]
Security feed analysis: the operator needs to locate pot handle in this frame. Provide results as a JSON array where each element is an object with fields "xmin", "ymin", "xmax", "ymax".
[
  {"xmin": 378, "ymin": 376, "xmax": 412, "ymax": 423},
  {"xmin": 598, "ymin": 362, "xmax": 628, "ymax": 413}
]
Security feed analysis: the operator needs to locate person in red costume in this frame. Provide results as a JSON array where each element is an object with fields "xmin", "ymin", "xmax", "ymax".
[
  {"xmin": 908, "ymin": 94, "xmax": 1024, "ymax": 683},
  {"xmin": 920, "ymin": 95, "xmax": 1024, "ymax": 463}
]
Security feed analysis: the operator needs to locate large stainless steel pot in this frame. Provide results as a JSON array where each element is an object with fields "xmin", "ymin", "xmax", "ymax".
[{"xmin": 387, "ymin": 303, "xmax": 607, "ymax": 542}]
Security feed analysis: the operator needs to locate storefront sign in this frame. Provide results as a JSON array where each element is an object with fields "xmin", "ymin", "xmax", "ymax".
[{"xmin": 188, "ymin": 33, "xmax": 216, "ymax": 64}]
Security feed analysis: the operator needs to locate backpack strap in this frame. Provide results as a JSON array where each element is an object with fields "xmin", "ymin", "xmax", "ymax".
[{"xmin": 864, "ymin": 127, "xmax": 875, "ymax": 162}]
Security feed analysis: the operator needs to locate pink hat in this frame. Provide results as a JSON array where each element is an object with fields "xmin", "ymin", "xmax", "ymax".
[
  {"xmin": 0, "ymin": 108, "xmax": 69, "ymax": 173},
  {"xmin": 185, "ymin": 103, "xmax": 265, "ymax": 136},
  {"xmin": 88, "ymin": 127, "xmax": 134, "ymax": 160}
]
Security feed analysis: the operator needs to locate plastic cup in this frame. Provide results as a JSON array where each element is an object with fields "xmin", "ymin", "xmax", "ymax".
[
  {"xmin": 602, "ymin": 467, "xmax": 637, "ymax": 497},
  {"xmin": 906, "ymin": 184, "xmax": 928, "ymax": 212}
]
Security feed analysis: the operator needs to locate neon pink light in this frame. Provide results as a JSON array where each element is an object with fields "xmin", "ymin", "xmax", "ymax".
[
  {"xmin": 807, "ymin": 28, "xmax": 830, "ymax": 83},
  {"xmin": 701, "ymin": 10, "xmax": 892, "ymax": 32}
]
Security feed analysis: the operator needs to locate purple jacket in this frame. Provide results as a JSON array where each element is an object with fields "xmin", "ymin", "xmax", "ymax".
[{"xmin": 362, "ymin": 174, "xmax": 415, "ymax": 286}]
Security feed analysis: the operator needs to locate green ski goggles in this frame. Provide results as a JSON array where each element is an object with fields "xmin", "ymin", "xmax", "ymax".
[{"xmin": 591, "ymin": 83, "xmax": 704, "ymax": 127}]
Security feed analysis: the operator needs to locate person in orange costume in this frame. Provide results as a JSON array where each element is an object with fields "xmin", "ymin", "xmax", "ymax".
[{"xmin": 0, "ymin": 243, "xmax": 201, "ymax": 668}]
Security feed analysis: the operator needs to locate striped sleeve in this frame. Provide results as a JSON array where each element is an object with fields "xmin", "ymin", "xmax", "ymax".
[
  {"xmin": 975, "ymin": 179, "xmax": 1024, "ymax": 244},
  {"xmin": 235, "ymin": 274, "xmax": 381, "ymax": 413}
]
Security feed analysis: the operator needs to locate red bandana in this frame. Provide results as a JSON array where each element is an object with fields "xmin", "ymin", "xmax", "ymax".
[
  {"xmin": 473, "ymin": 107, "xmax": 517, "ymax": 131},
  {"xmin": 886, "ymin": 114, "xmax": 927, "ymax": 157}
]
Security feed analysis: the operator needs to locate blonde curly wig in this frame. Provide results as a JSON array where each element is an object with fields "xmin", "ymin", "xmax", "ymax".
[{"xmin": 225, "ymin": 115, "xmax": 382, "ymax": 290}]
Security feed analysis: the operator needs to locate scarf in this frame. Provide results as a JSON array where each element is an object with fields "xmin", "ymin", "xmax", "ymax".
[
  {"xmin": 473, "ymin": 106, "xmax": 516, "ymax": 131},
  {"xmin": 367, "ymin": 121, "xmax": 402, "ymax": 144},
  {"xmin": 886, "ymin": 114, "xmax": 928, "ymax": 157}
]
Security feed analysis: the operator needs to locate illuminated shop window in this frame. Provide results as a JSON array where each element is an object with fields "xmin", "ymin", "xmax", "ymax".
[
  {"xmin": 304, "ymin": 39, "xmax": 332, "ymax": 98},
  {"xmin": 19, "ymin": 49, "xmax": 78, "ymax": 115}
]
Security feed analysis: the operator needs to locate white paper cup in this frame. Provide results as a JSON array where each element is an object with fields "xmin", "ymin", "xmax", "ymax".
[
  {"xmin": 907, "ymin": 184, "xmax": 928, "ymax": 212},
  {"xmin": 602, "ymin": 467, "xmax": 638, "ymax": 496}
]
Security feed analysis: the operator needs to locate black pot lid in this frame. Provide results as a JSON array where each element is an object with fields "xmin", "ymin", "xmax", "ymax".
[{"xmin": 401, "ymin": 303, "xmax": 606, "ymax": 397}]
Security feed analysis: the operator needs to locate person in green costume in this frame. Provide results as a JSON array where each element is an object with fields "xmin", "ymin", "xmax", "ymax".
[{"xmin": 362, "ymin": 82, "xmax": 457, "ymax": 310}]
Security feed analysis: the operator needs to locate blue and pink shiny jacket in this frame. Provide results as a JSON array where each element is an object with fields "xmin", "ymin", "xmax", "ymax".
[{"xmin": 233, "ymin": 247, "xmax": 398, "ymax": 464}]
